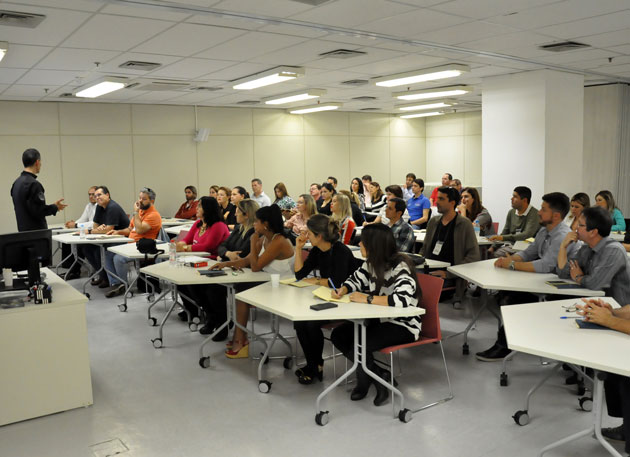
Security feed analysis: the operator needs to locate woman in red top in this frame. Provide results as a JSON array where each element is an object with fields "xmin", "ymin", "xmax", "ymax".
[
  {"xmin": 177, "ymin": 196, "xmax": 229, "ymax": 258},
  {"xmin": 330, "ymin": 193, "xmax": 356, "ymax": 245}
]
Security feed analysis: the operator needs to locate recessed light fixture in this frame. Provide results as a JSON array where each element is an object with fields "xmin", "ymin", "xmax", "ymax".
[
  {"xmin": 233, "ymin": 66, "xmax": 304, "ymax": 90},
  {"xmin": 289, "ymin": 102, "xmax": 341, "ymax": 114},
  {"xmin": 374, "ymin": 64, "xmax": 469, "ymax": 88},
  {"xmin": 0, "ymin": 41, "xmax": 7, "ymax": 63},
  {"xmin": 399, "ymin": 110, "xmax": 450, "ymax": 119},
  {"xmin": 263, "ymin": 89, "xmax": 326, "ymax": 105},
  {"xmin": 394, "ymin": 85, "xmax": 472, "ymax": 101},
  {"xmin": 75, "ymin": 77, "xmax": 127, "ymax": 98},
  {"xmin": 397, "ymin": 99, "xmax": 458, "ymax": 112}
]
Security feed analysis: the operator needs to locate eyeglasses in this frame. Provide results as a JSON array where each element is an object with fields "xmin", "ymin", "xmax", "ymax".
[{"xmin": 562, "ymin": 303, "xmax": 579, "ymax": 313}]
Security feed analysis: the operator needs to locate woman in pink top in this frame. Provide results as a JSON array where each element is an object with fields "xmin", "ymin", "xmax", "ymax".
[
  {"xmin": 177, "ymin": 196, "xmax": 229, "ymax": 258},
  {"xmin": 285, "ymin": 194, "xmax": 317, "ymax": 235}
]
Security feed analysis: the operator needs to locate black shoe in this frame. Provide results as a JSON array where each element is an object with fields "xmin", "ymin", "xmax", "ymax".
[
  {"xmin": 177, "ymin": 310, "xmax": 188, "ymax": 322},
  {"xmin": 64, "ymin": 271, "xmax": 80, "ymax": 281},
  {"xmin": 199, "ymin": 323, "xmax": 216, "ymax": 335},
  {"xmin": 350, "ymin": 366, "xmax": 371, "ymax": 401},
  {"xmin": 565, "ymin": 373, "xmax": 579, "ymax": 385},
  {"xmin": 475, "ymin": 343, "xmax": 499, "ymax": 359},
  {"xmin": 91, "ymin": 277, "xmax": 103, "ymax": 286},
  {"xmin": 371, "ymin": 364, "xmax": 394, "ymax": 406},
  {"xmin": 601, "ymin": 424, "xmax": 626, "ymax": 442},
  {"xmin": 476, "ymin": 345, "xmax": 512, "ymax": 362},
  {"xmin": 105, "ymin": 284, "xmax": 125, "ymax": 298},
  {"xmin": 298, "ymin": 365, "xmax": 323, "ymax": 385},
  {"xmin": 211, "ymin": 326, "xmax": 229, "ymax": 342},
  {"xmin": 98, "ymin": 279, "xmax": 110, "ymax": 289}
]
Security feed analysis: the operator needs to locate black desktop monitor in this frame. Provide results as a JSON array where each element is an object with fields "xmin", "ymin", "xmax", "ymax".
[{"xmin": 0, "ymin": 229, "xmax": 52, "ymax": 290}]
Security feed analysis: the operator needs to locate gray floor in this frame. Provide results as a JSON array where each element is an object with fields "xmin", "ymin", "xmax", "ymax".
[{"xmin": 0, "ymin": 280, "xmax": 626, "ymax": 457}]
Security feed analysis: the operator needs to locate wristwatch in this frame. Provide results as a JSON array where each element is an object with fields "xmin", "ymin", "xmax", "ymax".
[
  {"xmin": 367, "ymin": 294, "xmax": 374, "ymax": 304},
  {"xmin": 509, "ymin": 260, "xmax": 515, "ymax": 271}
]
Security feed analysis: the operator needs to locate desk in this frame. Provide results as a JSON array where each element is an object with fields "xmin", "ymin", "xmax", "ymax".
[
  {"xmin": 0, "ymin": 268, "xmax": 92, "ymax": 426},
  {"xmin": 165, "ymin": 224, "xmax": 193, "ymax": 236},
  {"xmin": 161, "ymin": 218, "xmax": 192, "ymax": 227},
  {"xmin": 502, "ymin": 298, "xmax": 628, "ymax": 457},
  {"xmin": 610, "ymin": 232, "xmax": 625, "ymax": 242},
  {"xmin": 235, "ymin": 282, "xmax": 424, "ymax": 425}
]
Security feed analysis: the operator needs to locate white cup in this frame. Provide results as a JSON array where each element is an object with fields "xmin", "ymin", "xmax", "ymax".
[
  {"xmin": 270, "ymin": 273, "xmax": 280, "ymax": 288},
  {"xmin": 2, "ymin": 268, "xmax": 13, "ymax": 288}
]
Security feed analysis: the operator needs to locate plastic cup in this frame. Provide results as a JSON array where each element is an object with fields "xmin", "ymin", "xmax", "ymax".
[
  {"xmin": 270, "ymin": 273, "xmax": 280, "ymax": 288},
  {"xmin": 2, "ymin": 268, "xmax": 13, "ymax": 288}
]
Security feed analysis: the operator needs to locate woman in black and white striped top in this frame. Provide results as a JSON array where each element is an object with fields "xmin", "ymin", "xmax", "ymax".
[{"xmin": 331, "ymin": 223, "xmax": 422, "ymax": 407}]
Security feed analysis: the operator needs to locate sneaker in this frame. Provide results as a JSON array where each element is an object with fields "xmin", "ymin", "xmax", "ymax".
[
  {"xmin": 601, "ymin": 424, "xmax": 626, "ymax": 442},
  {"xmin": 476, "ymin": 345, "xmax": 512, "ymax": 362},
  {"xmin": 105, "ymin": 284, "xmax": 125, "ymax": 298},
  {"xmin": 98, "ymin": 279, "xmax": 110, "ymax": 289}
]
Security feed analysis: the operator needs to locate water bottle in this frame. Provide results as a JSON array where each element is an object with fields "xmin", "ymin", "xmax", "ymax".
[
  {"xmin": 78, "ymin": 223, "xmax": 87, "ymax": 239},
  {"xmin": 474, "ymin": 219, "xmax": 481, "ymax": 237},
  {"xmin": 169, "ymin": 241, "xmax": 177, "ymax": 266}
]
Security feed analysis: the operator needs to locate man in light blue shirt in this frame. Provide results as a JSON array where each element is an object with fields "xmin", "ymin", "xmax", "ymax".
[
  {"xmin": 402, "ymin": 172, "xmax": 415, "ymax": 201},
  {"xmin": 250, "ymin": 178, "xmax": 271, "ymax": 207}
]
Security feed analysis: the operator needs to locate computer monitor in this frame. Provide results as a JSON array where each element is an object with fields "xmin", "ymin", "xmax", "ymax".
[{"xmin": 0, "ymin": 229, "xmax": 52, "ymax": 290}]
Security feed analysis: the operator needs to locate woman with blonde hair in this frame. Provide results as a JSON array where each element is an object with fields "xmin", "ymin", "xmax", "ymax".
[
  {"xmin": 330, "ymin": 192, "xmax": 356, "ymax": 245},
  {"xmin": 565, "ymin": 192, "xmax": 590, "ymax": 231},
  {"xmin": 595, "ymin": 190, "xmax": 626, "ymax": 232},
  {"xmin": 285, "ymin": 194, "xmax": 317, "ymax": 235},
  {"xmin": 217, "ymin": 186, "xmax": 236, "ymax": 226},
  {"xmin": 209, "ymin": 185, "xmax": 219, "ymax": 199}
]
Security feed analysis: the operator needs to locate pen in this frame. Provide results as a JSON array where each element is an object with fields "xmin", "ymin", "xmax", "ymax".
[
  {"xmin": 328, "ymin": 278, "xmax": 337, "ymax": 293},
  {"xmin": 559, "ymin": 316, "xmax": 581, "ymax": 319}
]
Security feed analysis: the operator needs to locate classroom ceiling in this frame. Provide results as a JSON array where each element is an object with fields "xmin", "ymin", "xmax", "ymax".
[{"xmin": 0, "ymin": 0, "xmax": 629, "ymax": 113}]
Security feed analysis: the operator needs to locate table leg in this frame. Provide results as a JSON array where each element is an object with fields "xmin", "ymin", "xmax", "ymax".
[
  {"xmin": 151, "ymin": 284, "xmax": 181, "ymax": 348},
  {"xmin": 199, "ymin": 285, "xmax": 234, "ymax": 364},
  {"xmin": 101, "ymin": 245, "xmax": 128, "ymax": 288},
  {"xmin": 445, "ymin": 288, "xmax": 489, "ymax": 355}
]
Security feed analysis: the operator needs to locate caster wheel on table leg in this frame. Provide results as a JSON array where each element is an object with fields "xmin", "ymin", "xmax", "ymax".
[
  {"xmin": 258, "ymin": 380, "xmax": 272, "ymax": 393},
  {"xmin": 147, "ymin": 294, "xmax": 155, "ymax": 302},
  {"xmin": 283, "ymin": 357, "xmax": 293, "ymax": 369},
  {"xmin": 189, "ymin": 322, "xmax": 198, "ymax": 332},
  {"xmin": 579, "ymin": 397, "xmax": 593, "ymax": 412},
  {"xmin": 118, "ymin": 303, "xmax": 127, "ymax": 312},
  {"xmin": 85, "ymin": 293, "xmax": 91, "ymax": 299},
  {"xmin": 148, "ymin": 317, "xmax": 157, "ymax": 327},
  {"xmin": 151, "ymin": 338, "xmax": 163, "ymax": 349},
  {"xmin": 398, "ymin": 408, "xmax": 413, "ymax": 423},
  {"xmin": 500, "ymin": 372, "xmax": 508, "ymax": 387},
  {"xmin": 315, "ymin": 411, "xmax": 329, "ymax": 426},
  {"xmin": 512, "ymin": 410, "xmax": 529, "ymax": 426},
  {"xmin": 199, "ymin": 357, "xmax": 210, "ymax": 369},
  {"xmin": 462, "ymin": 343, "xmax": 469, "ymax": 355}
]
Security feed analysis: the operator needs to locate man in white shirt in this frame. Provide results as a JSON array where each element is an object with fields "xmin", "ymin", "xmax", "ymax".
[
  {"xmin": 251, "ymin": 178, "xmax": 271, "ymax": 207},
  {"xmin": 63, "ymin": 186, "xmax": 97, "ymax": 280},
  {"xmin": 65, "ymin": 186, "xmax": 97, "ymax": 229}
]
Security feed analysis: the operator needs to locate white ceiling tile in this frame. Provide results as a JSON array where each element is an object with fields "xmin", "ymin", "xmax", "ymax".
[
  {"xmin": 127, "ymin": 90, "xmax": 184, "ymax": 101},
  {"xmin": 535, "ymin": 10, "xmax": 630, "ymax": 41},
  {"xmin": 495, "ymin": 45, "xmax": 555, "ymax": 59},
  {"xmin": 35, "ymin": 48, "xmax": 121, "ymax": 71},
  {"xmin": 569, "ymin": 56, "xmax": 630, "ymax": 70},
  {"xmin": 62, "ymin": 14, "xmax": 174, "ymax": 51},
  {"xmin": 388, "ymin": 0, "xmax": 453, "ymax": 6},
  {"xmin": 91, "ymin": 88, "xmax": 149, "ymax": 100},
  {"xmin": 96, "ymin": 52, "xmax": 182, "ymax": 75},
  {"xmin": 307, "ymin": 47, "xmax": 405, "ymax": 71},
  {"xmin": 9, "ymin": 0, "xmax": 103, "ymax": 11},
  {"xmin": 132, "ymin": 22, "xmax": 247, "ymax": 56},
  {"xmin": 534, "ymin": 48, "xmax": 624, "ymax": 65},
  {"xmin": 2, "ymin": 84, "xmax": 55, "ymax": 97},
  {"xmin": 601, "ymin": 63, "xmax": 630, "ymax": 74},
  {"xmin": 100, "ymin": 3, "xmax": 194, "ymax": 21},
  {"xmin": 429, "ymin": 0, "xmax": 555, "ymax": 20},
  {"xmin": 288, "ymin": 0, "xmax": 415, "ymax": 28},
  {"xmin": 359, "ymin": 8, "xmax": 470, "ymax": 35},
  {"xmin": 0, "ymin": 44, "xmax": 52, "ymax": 68},
  {"xmin": 196, "ymin": 31, "xmax": 308, "ymax": 61},
  {"xmin": 186, "ymin": 13, "xmax": 265, "ymax": 31},
  {"xmin": 414, "ymin": 21, "xmax": 519, "ymax": 45},
  {"xmin": 576, "ymin": 28, "xmax": 630, "ymax": 48},
  {"xmin": 0, "ymin": 68, "xmax": 28, "ymax": 84},
  {"xmin": 17, "ymin": 69, "xmax": 81, "ymax": 86},
  {"xmin": 212, "ymin": 0, "xmax": 315, "ymax": 18},
  {"xmin": 460, "ymin": 31, "xmax": 557, "ymax": 53},
  {"xmin": 0, "ymin": 3, "xmax": 91, "ymax": 46},
  {"xmin": 249, "ymin": 39, "xmax": 361, "ymax": 66},
  {"xmin": 607, "ymin": 45, "xmax": 630, "ymax": 55},
  {"xmin": 148, "ymin": 57, "xmax": 234, "ymax": 79},
  {"xmin": 341, "ymin": 53, "xmax": 447, "ymax": 75},
  {"xmin": 164, "ymin": 91, "xmax": 224, "ymax": 104},
  {"xmin": 0, "ymin": 84, "xmax": 9, "ymax": 93},
  {"xmin": 203, "ymin": 62, "xmax": 270, "ymax": 81},
  {"xmin": 257, "ymin": 22, "xmax": 328, "ymax": 38}
]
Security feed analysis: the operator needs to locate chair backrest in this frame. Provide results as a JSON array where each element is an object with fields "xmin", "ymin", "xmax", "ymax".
[
  {"xmin": 416, "ymin": 273, "xmax": 444, "ymax": 340},
  {"xmin": 157, "ymin": 227, "xmax": 170, "ymax": 243},
  {"xmin": 492, "ymin": 221, "xmax": 499, "ymax": 234}
]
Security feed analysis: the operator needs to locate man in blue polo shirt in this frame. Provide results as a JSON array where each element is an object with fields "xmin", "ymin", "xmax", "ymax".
[{"xmin": 407, "ymin": 178, "xmax": 431, "ymax": 229}]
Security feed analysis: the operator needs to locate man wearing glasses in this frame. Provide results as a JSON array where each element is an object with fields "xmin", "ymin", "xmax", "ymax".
[{"xmin": 62, "ymin": 186, "xmax": 98, "ymax": 280}]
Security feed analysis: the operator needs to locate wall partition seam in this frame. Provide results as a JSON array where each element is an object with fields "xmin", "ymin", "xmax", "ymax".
[
  {"xmin": 616, "ymin": 85, "xmax": 630, "ymax": 215},
  {"xmin": 56, "ymin": 102, "xmax": 66, "ymax": 225}
]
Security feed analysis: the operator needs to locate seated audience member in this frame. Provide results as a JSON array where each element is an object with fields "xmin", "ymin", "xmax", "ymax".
[
  {"xmin": 211, "ymin": 205, "xmax": 294, "ymax": 358},
  {"xmin": 361, "ymin": 175, "xmax": 372, "ymax": 207},
  {"xmin": 104, "ymin": 187, "xmax": 162, "ymax": 298},
  {"xmin": 285, "ymin": 194, "xmax": 317, "ymax": 236},
  {"xmin": 62, "ymin": 186, "xmax": 97, "ymax": 280},
  {"xmin": 292, "ymin": 214, "xmax": 362, "ymax": 384},
  {"xmin": 209, "ymin": 185, "xmax": 219, "ymax": 199},
  {"xmin": 177, "ymin": 196, "xmax": 230, "ymax": 255},
  {"xmin": 351, "ymin": 177, "xmax": 365, "ymax": 210},
  {"xmin": 595, "ymin": 190, "xmax": 626, "ymax": 232},
  {"xmin": 331, "ymin": 224, "xmax": 422, "ymax": 407},
  {"xmin": 450, "ymin": 178, "xmax": 462, "ymax": 194},
  {"xmin": 458, "ymin": 187, "xmax": 495, "ymax": 236},
  {"xmin": 338, "ymin": 190, "xmax": 365, "ymax": 226},
  {"xmin": 624, "ymin": 231, "xmax": 630, "ymax": 252},
  {"xmin": 174, "ymin": 185, "xmax": 198, "ymax": 220},
  {"xmin": 217, "ymin": 186, "xmax": 236, "ymax": 226},
  {"xmin": 430, "ymin": 172, "xmax": 452, "ymax": 206},
  {"xmin": 319, "ymin": 182, "xmax": 335, "ymax": 216},
  {"xmin": 84, "ymin": 186, "xmax": 130, "ymax": 288},
  {"xmin": 577, "ymin": 298, "xmax": 630, "ymax": 454},
  {"xmin": 228, "ymin": 186, "xmax": 249, "ymax": 229},
  {"xmin": 402, "ymin": 173, "xmax": 415, "ymax": 201},
  {"xmin": 407, "ymin": 178, "xmax": 431, "ymax": 229},
  {"xmin": 310, "ymin": 183, "xmax": 322, "ymax": 209},
  {"xmin": 66, "ymin": 185, "xmax": 97, "ymax": 229},
  {"xmin": 366, "ymin": 185, "xmax": 409, "ymax": 226},
  {"xmin": 327, "ymin": 176, "xmax": 338, "ymax": 189},
  {"xmin": 218, "ymin": 199, "xmax": 258, "ymax": 262},
  {"xmin": 420, "ymin": 186, "xmax": 480, "ymax": 302},
  {"xmin": 565, "ymin": 192, "xmax": 590, "ymax": 231},
  {"xmin": 251, "ymin": 178, "xmax": 271, "ymax": 208},
  {"xmin": 386, "ymin": 198, "xmax": 415, "ymax": 253},
  {"xmin": 557, "ymin": 206, "xmax": 630, "ymax": 305},
  {"xmin": 366, "ymin": 181, "xmax": 387, "ymax": 213},
  {"xmin": 476, "ymin": 192, "xmax": 573, "ymax": 362},
  {"xmin": 330, "ymin": 193, "xmax": 356, "ymax": 245},
  {"xmin": 488, "ymin": 186, "xmax": 540, "ymax": 257},
  {"xmin": 273, "ymin": 182, "xmax": 296, "ymax": 214}
]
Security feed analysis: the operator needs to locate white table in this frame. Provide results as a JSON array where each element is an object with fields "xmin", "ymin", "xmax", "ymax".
[
  {"xmin": 0, "ymin": 268, "xmax": 92, "ymax": 426},
  {"xmin": 165, "ymin": 224, "xmax": 193, "ymax": 236},
  {"xmin": 610, "ymin": 232, "xmax": 625, "ymax": 242},
  {"xmin": 161, "ymin": 218, "xmax": 193, "ymax": 227},
  {"xmin": 502, "ymin": 297, "xmax": 628, "ymax": 457},
  {"xmin": 236, "ymin": 282, "xmax": 424, "ymax": 425}
]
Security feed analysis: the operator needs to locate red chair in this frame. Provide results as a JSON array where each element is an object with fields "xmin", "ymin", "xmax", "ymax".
[{"xmin": 378, "ymin": 273, "xmax": 454, "ymax": 415}]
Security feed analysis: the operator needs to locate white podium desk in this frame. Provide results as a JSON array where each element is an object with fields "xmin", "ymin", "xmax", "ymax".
[{"xmin": 0, "ymin": 268, "xmax": 92, "ymax": 426}]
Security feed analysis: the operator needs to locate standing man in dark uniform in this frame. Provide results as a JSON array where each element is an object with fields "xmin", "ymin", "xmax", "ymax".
[{"xmin": 10, "ymin": 148, "xmax": 67, "ymax": 231}]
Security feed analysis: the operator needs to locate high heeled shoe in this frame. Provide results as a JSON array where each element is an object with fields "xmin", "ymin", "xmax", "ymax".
[
  {"xmin": 225, "ymin": 343, "xmax": 249, "ymax": 359},
  {"xmin": 298, "ymin": 365, "xmax": 323, "ymax": 385},
  {"xmin": 350, "ymin": 366, "xmax": 371, "ymax": 401}
]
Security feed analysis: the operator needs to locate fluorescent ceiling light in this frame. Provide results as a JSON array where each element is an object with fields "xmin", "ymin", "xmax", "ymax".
[
  {"xmin": 233, "ymin": 66, "xmax": 304, "ymax": 90},
  {"xmin": 289, "ymin": 102, "xmax": 341, "ymax": 114},
  {"xmin": 394, "ymin": 85, "xmax": 472, "ymax": 101},
  {"xmin": 374, "ymin": 64, "xmax": 469, "ymax": 88},
  {"xmin": 399, "ymin": 111, "xmax": 448, "ymax": 119},
  {"xmin": 263, "ymin": 89, "xmax": 326, "ymax": 105},
  {"xmin": 0, "ymin": 42, "xmax": 7, "ymax": 63},
  {"xmin": 75, "ymin": 77, "xmax": 127, "ymax": 98},
  {"xmin": 397, "ymin": 99, "xmax": 458, "ymax": 112}
]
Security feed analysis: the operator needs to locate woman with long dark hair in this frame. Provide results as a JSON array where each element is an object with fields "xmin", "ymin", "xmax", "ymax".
[
  {"xmin": 331, "ymin": 224, "xmax": 422, "ymax": 406},
  {"xmin": 177, "ymin": 196, "xmax": 229, "ymax": 255},
  {"xmin": 351, "ymin": 177, "xmax": 365, "ymax": 210},
  {"xmin": 318, "ymin": 182, "xmax": 336, "ymax": 216},
  {"xmin": 458, "ymin": 187, "xmax": 495, "ymax": 236}
]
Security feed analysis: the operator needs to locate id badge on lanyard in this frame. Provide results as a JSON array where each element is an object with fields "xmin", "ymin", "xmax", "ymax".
[{"xmin": 433, "ymin": 241, "xmax": 444, "ymax": 255}]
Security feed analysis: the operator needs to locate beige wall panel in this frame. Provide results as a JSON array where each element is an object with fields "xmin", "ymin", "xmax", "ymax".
[
  {"xmin": 390, "ymin": 117, "xmax": 426, "ymax": 137},
  {"xmin": 0, "ymin": 101, "xmax": 59, "ymax": 135},
  {"xmin": 254, "ymin": 136, "xmax": 305, "ymax": 199},
  {"xmin": 349, "ymin": 136, "xmax": 390, "ymax": 185},
  {"xmin": 60, "ymin": 135, "xmax": 135, "ymax": 217},
  {"xmin": 390, "ymin": 137, "xmax": 426, "ymax": 184},
  {"xmin": 426, "ymin": 112, "xmax": 465, "ymax": 137},
  {"xmin": 131, "ymin": 104, "xmax": 195, "ymax": 135},
  {"xmin": 197, "ymin": 107, "xmax": 253, "ymax": 135},
  {"xmin": 304, "ymin": 136, "xmax": 350, "ymax": 189},
  {"xmin": 464, "ymin": 111, "xmax": 482, "ymax": 136},
  {"xmin": 59, "ymin": 103, "xmax": 131, "ymax": 135},
  {"xmin": 303, "ymin": 111, "xmax": 349, "ymax": 136},
  {"xmin": 0, "ymin": 136, "xmax": 63, "ymax": 233},
  {"xmin": 464, "ymin": 135, "xmax": 482, "ymax": 187},
  {"xmin": 133, "ymin": 136, "xmax": 197, "ymax": 217},
  {"xmin": 426, "ymin": 136, "xmax": 464, "ymax": 183},
  {"xmin": 253, "ymin": 109, "xmax": 303, "ymax": 136},
  {"xmin": 348, "ymin": 113, "xmax": 390, "ymax": 137},
  {"xmin": 197, "ymin": 136, "xmax": 254, "ymax": 192}
]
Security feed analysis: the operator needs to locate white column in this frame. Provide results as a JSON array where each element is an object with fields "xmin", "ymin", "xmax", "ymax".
[{"xmin": 481, "ymin": 70, "xmax": 584, "ymax": 228}]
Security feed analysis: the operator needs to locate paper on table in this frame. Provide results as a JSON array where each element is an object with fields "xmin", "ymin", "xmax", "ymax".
[
  {"xmin": 279, "ymin": 278, "xmax": 313, "ymax": 288},
  {"xmin": 312, "ymin": 286, "xmax": 350, "ymax": 303}
]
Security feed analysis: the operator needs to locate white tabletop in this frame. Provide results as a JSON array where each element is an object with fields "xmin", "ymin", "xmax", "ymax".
[
  {"xmin": 161, "ymin": 218, "xmax": 194, "ymax": 227},
  {"xmin": 165, "ymin": 224, "xmax": 193, "ymax": 235},
  {"xmin": 610, "ymin": 232, "xmax": 625, "ymax": 242},
  {"xmin": 107, "ymin": 242, "xmax": 210, "ymax": 259},
  {"xmin": 140, "ymin": 259, "xmax": 270, "ymax": 285},
  {"xmin": 350, "ymin": 249, "xmax": 450, "ymax": 269},
  {"xmin": 447, "ymin": 258, "xmax": 604, "ymax": 297},
  {"xmin": 52, "ymin": 233, "xmax": 132, "ymax": 245},
  {"xmin": 512, "ymin": 240, "xmax": 531, "ymax": 251},
  {"xmin": 502, "ymin": 297, "xmax": 629, "ymax": 377},
  {"xmin": 235, "ymin": 282, "xmax": 424, "ymax": 322}
]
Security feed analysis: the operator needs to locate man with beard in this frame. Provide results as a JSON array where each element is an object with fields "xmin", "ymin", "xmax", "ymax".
[{"xmin": 174, "ymin": 185, "xmax": 198, "ymax": 220}]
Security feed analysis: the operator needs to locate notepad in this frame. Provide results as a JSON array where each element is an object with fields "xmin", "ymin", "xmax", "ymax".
[
  {"xmin": 575, "ymin": 319, "xmax": 608, "ymax": 330},
  {"xmin": 546, "ymin": 280, "xmax": 584, "ymax": 289},
  {"xmin": 279, "ymin": 278, "xmax": 313, "ymax": 288},
  {"xmin": 312, "ymin": 286, "xmax": 350, "ymax": 303}
]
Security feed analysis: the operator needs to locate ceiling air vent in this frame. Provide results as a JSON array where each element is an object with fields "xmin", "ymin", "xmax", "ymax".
[
  {"xmin": 341, "ymin": 79, "xmax": 369, "ymax": 86},
  {"xmin": 188, "ymin": 86, "xmax": 222, "ymax": 92},
  {"xmin": 539, "ymin": 41, "xmax": 591, "ymax": 52},
  {"xmin": 319, "ymin": 49, "xmax": 366, "ymax": 59},
  {"xmin": 59, "ymin": 93, "xmax": 75, "ymax": 98},
  {"xmin": 352, "ymin": 96, "xmax": 376, "ymax": 101},
  {"xmin": 119, "ymin": 61, "xmax": 162, "ymax": 71},
  {"xmin": 237, "ymin": 100, "xmax": 260, "ymax": 105},
  {"xmin": 133, "ymin": 80, "xmax": 191, "ymax": 91},
  {"xmin": 290, "ymin": 0, "xmax": 332, "ymax": 5},
  {"xmin": 0, "ymin": 10, "xmax": 46, "ymax": 28},
  {"xmin": 360, "ymin": 108, "xmax": 380, "ymax": 111}
]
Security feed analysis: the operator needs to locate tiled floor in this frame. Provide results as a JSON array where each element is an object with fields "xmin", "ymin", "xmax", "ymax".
[{"xmin": 0, "ymin": 280, "xmax": 625, "ymax": 457}]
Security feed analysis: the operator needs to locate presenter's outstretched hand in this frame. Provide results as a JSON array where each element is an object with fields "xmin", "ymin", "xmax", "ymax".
[{"xmin": 55, "ymin": 198, "xmax": 68, "ymax": 211}]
